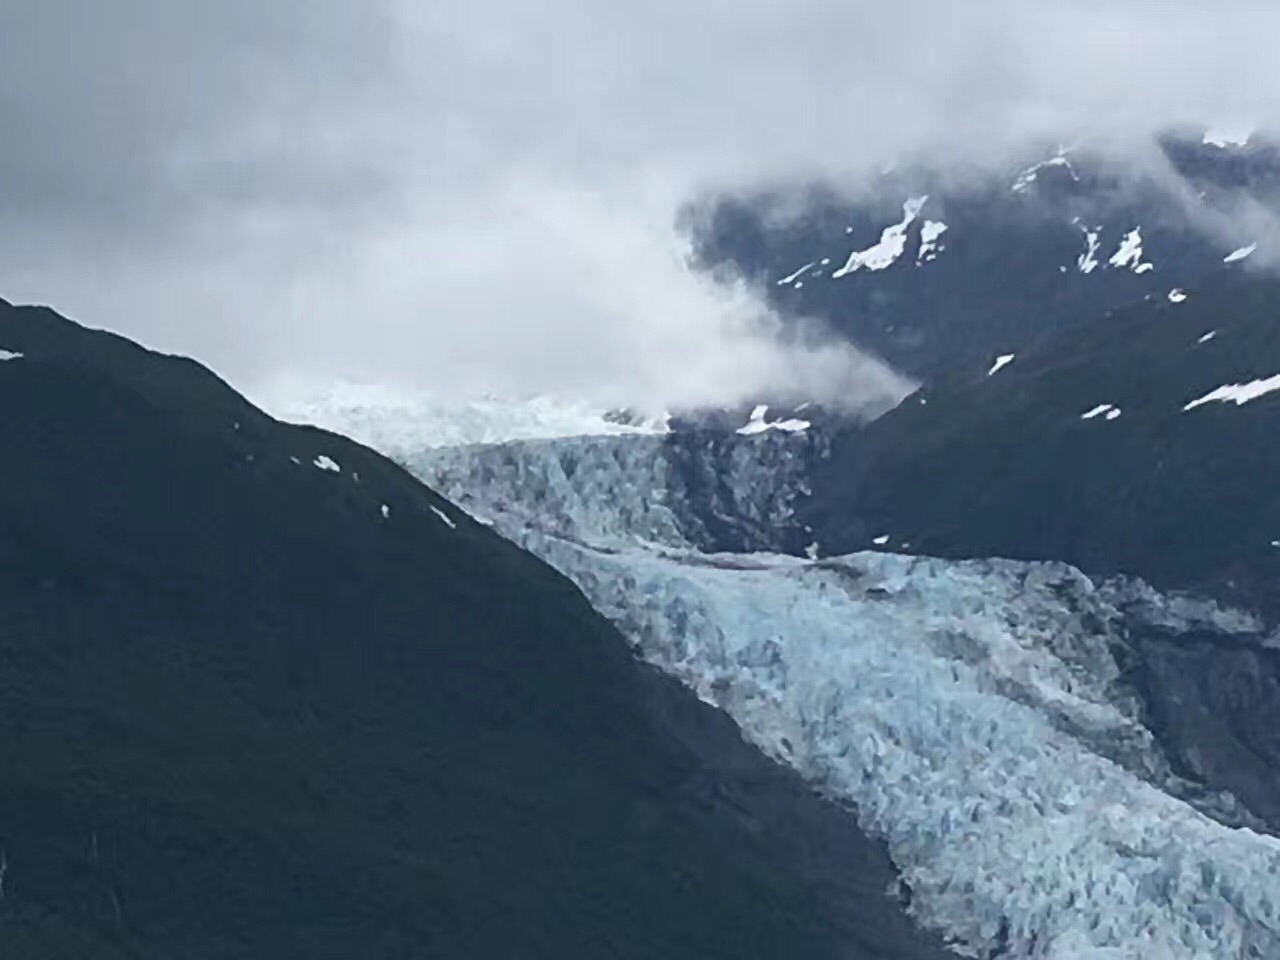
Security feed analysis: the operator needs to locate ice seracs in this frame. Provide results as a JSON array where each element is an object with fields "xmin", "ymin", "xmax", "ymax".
[
  {"xmin": 833, "ymin": 196, "xmax": 928, "ymax": 276},
  {"xmin": 1184, "ymin": 372, "xmax": 1280, "ymax": 411}
]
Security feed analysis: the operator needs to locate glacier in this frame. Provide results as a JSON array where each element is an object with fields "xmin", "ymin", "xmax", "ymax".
[{"xmin": 280, "ymin": 392, "xmax": 1280, "ymax": 959}]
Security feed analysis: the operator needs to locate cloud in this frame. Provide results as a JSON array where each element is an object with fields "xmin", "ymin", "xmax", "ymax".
[{"xmin": 1, "ymin": 0, "xmax": 1277, "ymax": 411}]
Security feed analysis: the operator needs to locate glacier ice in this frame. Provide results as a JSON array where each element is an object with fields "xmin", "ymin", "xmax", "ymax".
[{"xmin": 282, "ymin": 399, "xmax": 1280, "ymax": 959}]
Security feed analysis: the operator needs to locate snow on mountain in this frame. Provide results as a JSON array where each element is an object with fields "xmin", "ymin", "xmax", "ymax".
[
  {"xmin": 832, "ymin": 196, "xmax": 929, "ymax": 276},
  {"xmin": 1011, "ymin": 149, "xmax": 1079, "ymax": 193},
  {"xmin": 1108, "ymin": 228, "xmax": 1154, "ymax": 274},
  {"xmin": 736, "ymin": 403, "xmax": 811, "ymax": 435},
  {"xmin": 1225, "ymin": 242, "xmax": 1258, "ymax": 264},
  {"xmin": 917, "ymin": 220, "xmax": 948, "ymax": 264},
  {"xmin": 273, "ymin": 385, "xmax": 1280, "ymax": 958},
  {"xmin": 690, "ymin": 132, "xmax": 1280, "ymax": 382},
  {"xmin": 1183, "ymin": 372, "xmax": 1280, "ymax": 411}
]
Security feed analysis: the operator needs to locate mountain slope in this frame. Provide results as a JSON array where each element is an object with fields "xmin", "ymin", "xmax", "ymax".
[
  {"xmin": 690, "ymin": 135, "xmax": 1278, "ymax": 381},
  {"xmin": 799, "ymin": 273, "xmax": 1280, "ymax": 833},
  {"xmin": 803, "ymin": 271, "xmax": 1280, "ymax": 615},
  {"xmin": 0, "ymin": 297, "xmax": 952, "ymax": 959}
]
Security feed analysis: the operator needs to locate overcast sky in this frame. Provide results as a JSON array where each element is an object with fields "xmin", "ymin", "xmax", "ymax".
[{"xmin": 1, "ymin": 1, "xmax": 1276, "ymax": 411}]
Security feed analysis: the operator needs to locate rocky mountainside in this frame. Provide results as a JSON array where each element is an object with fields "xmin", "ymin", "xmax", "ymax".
[
  {"xmin": 690, "ymin": 131, "xmax": 1279, "ymax": 382},
  {"xmin": 0, "ymin": 297, "xmax": 953, "ymax": 960},
  {"xmin": 803, "ymin": 271, "xmax": 1280, "ymax": 616}
]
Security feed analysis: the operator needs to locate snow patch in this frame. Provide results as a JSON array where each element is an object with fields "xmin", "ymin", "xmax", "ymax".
[
  {"xmin": 1108, "ymin": 228, "xmax": 1154, "ymax": 274},
  {"xmin": 872, "ymin": 534, "xmax": 891, "ymax": 546},
  {"xmin": 1198, "ymin": 330, "xmax": 1217, "ymax": 344},
  {"xmin": 776, "ymin": 262, "xmax": 817, "ymax": 286},
  {"xmin": 1168, "ymin": 289, "xmax": 1188, "ymax": 303},
  {"xmin": 1081, "ymin": 404, "xmax": 1117, "ymax": 420},
  {"xmin": 1077, "ymin": 227, "xmax": 1102, "ymax": 274},
  {"xmin": 313, "ymin": 455, "xmax": 341, "ymax": 473},
  {"xmin": 381, "ymin": 504, "xmax": 391, "ymax": 519},
  {"xmin": 1225, "ymin": 243, "xmax": 1257, "ymax": 264},
  {"xmin": 430, "ymin": 505, "xmax": 457, "ymax": 529},
  {"xmin": 988, "ymin": 354, "xmax": 1015, "ymax": 377},
  {"xmin": 833, "ymin": 197, "xmax": 928, "ymax": 276},
  {"xmin": 0, "ymin": 349, "xmax": 23, "ymax": 361},
  {"xmin": 917, "ymin": 220, "xmax": 948, "ymax": 264},
  {"xmin": 1184, "ymin": 373, "xmax": 1280, "ymax": 411},
  {"xmin": 737, "ymin": 404, "xmax": 811, "ymax": 436}
]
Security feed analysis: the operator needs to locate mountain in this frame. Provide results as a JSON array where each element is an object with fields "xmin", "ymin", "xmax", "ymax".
[
  {"xmin": 688, "ymin": 132, "xmax": 1279, "ymax": 381},
  {"xmin": 0, "ymin": 297, "xmax": 954, "ymax": 960},
  {"xmin": 796, "ymin": 270, "xmax": 1280, "ymax": 834},
  {"xmin": 803, "ymin": 270, "xmax": 1280, "ymax": 615}
]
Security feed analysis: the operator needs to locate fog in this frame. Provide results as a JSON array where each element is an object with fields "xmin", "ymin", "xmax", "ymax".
[{"xmin": 2, "ymin": 0, "xmax": 1276, "ymax": 411}]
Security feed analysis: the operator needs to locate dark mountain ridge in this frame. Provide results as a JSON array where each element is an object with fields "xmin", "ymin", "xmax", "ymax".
[{"xmin": 0, "ymin": 298, "xmax": 953, "ymax": 959}]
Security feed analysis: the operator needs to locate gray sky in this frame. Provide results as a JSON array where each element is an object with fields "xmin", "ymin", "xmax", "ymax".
[{"xmin": 2, "ymin": 0, "xmax": 1277, "ymax": 410}]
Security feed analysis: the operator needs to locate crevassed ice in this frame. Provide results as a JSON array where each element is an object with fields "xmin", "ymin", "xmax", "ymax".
[
  {"xmin": 276, "ymin": 403, "xmax": 1280, "ymax": 958},
  {"xmin": 395, "ymin": 431, "xmax": 1280, "ymax": 959}
]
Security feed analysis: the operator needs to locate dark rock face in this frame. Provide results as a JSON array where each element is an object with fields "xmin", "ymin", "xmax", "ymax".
[
  {"xmin": 687, "ymin": 136, "xmax": 1279, "ymax": 383},
  {"xmin": 803, "ymin": 272, "xmax": 1280, "ymax": 619},
  {"xmin": 0, "ymin": 300, "xmax": 955, "ymax": 959},
  {"xmin": 1119, "ymin": 627, "xmax": 1280, "ymax": 831},
  {"xmin": 787, "ymin": 271, "xmax": 1280, "ymax": 834}
]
